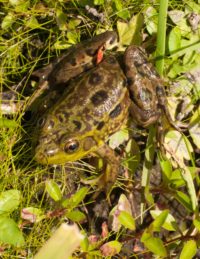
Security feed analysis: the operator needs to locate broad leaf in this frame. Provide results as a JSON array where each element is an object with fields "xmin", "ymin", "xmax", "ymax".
[
  {"xmin": 45, "ymin": 180, "xmax": 62, "ymax": 202},
  {"xmin": 0, "ymin": 190, "xmax": 21, "ymax": 216},
  {"xmin": 0, "ymin": 217, "xmax": 24, "ymax": 246},
  {"xmin": 100, "ymin": 241, "xmax": 122, "ymax": 257},
  {"xmin": 141, "ymin": 231, "xmax": 167, "ymax": 257},
  {"xmin": 180, "ymin": 240, "xmax": 197, "ymax": 259},
  {"xmin": 118, "ymin": 211, "xmax": 135, "ymax": 230}
]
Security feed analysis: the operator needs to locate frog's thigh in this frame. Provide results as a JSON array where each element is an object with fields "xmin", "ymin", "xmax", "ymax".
[{"xmin": 96, "ymin": 144, "xmax": 120, "ymax": 192}]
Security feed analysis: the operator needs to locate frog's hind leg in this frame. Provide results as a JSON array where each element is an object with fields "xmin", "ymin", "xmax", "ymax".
[{"xmin": 129, "ymin": 102, "xmax": 161, "ymax": 128}]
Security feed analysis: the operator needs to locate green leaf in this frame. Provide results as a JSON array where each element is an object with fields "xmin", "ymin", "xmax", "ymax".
[
  {"xmin": 170, "ymin": 42, "xmax": 200, "ymax": 59},
  {"xmin": 66, "ymin": 210, "xmax": 86, "ymax": 222},
  {"xmin": 21, "ymin": 207, "xmax": 45, "ymax": 223},
  {"xmin": 144, "ymin": 6, "xmax": 158, "ymax": 35},
  {"xmin": 62, "ymin": 187, "xmax": 89, "ymax": 209},
  {"xmin": 113, "ymin": 0, "xmax": 130, "ymax": 20},
  {"xmin": 174, "ymin": 190, "xmax": 193, "ymax": 212},
  {"xmin": 189, "ymin": 107, "xmax": 200, "ymax": 149},
  {"xmin": 141, "ymin": 231, "xmax": 167, "ymax": 257},
  {"xmin": 118, "ymin": 211, "xmax": 135, "ymax": 230},
  {"xmin": 168, "ymin": 10, "xmax": 190, "ymax": 36},
  {"xmin": 124, "ymin": 138, "xmax": 140, "ymax": 175},
  {"xmin": 0, "ymin": 118, "xmax": 19, "ymax": 128},
  {"xmin": 193, "ymin": 219, "xmax": 200, "ymax": 231},
  {"xmin": 1, "ymin": 13, "xmax": 15, "ymax": 30},
  {"xmin": 159, "ymin": 158, "xmax": 173, "ymax": 181},
  {"xmin": 186, "ymin": 2, "xmax": 200, "ymax": 13},
  {"xmin": 80, "ymin": 232, "xmax": 89, "ymax": 252},
  {"xmin": 151, "ymin": 210, "xmax": 169, "ymax": 232},
  {"xmin": 109, "ymin": 194, "xmax": 133, "ymax": 232},
  {"xmin": 67, "ymin": 31, "xmax": 79, "ymax": 45},
  {"xmin": 68, "ymin": 19, "xmax": 81, "ymax": 30},
  {"xmin": 109, "ymin": 128, "xmax": 129, "ymax": 149},
  {"xmin": 45, "ymin": 180, "xmax": 62, "ymax": 202},
  {"xmin": 141, "ymin": 126, "xmax": 156, "ymax": 205},
  {"xmin": 0, "ymin": 190, "xmax": 20, "ymax": 216},
  {"xmin": 26, "ymin": 16, "xmax": 40, "ymax": 29},
  {"xmin": 56, "ymin": 9, "xmax": 67, "ymax": 31},
  {"xmin": 100, "ymin": 241, "xmax": 122, "ymax": 257},
  {"xmin": 9, "ymin": 0, "xmax": 23, "ymax": 5},
  {"xmin": 180, "ymin": 240, "xmax": 197, "ymax": 259},
  {"xmin": 168, "ymin": 10, "xmax": 185, "ymax": 25},
  {"xmin": 14, "ymin": 0, "xmax": 30, "ymax": 12},
  {"xmin": 169, "ymin": 169, "xmax": 186, "ymax": 188},
  {"xmin": 164, "ymin": 130, "xmax": 193, "ymax": 161},
  {"xmin": 150, "ymin": 210, "xmax": 178, "ymax": 231},
  {"xmin": 0, "ymin": 217, "xmax": 24, "ymax": 246},
  {"xmin": 168, "ymin": 27, "xmax": 181, "ymax": 54},
  {"xmin": 117, "ymin": 13, "xmax": 143, "ymax": 47},
  {"xmin": 54, "ymin": 40, "xmax": 72, "ymax": 50},
  {"xmin": 94, "ymin": 0, "xmax": 104, "ymax": 5},
  {"xmin": 181, "ymin": 167, "xmax": 197, "ymax": 211}
]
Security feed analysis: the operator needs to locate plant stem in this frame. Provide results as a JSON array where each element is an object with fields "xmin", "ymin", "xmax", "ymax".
[{"xmin": 156, "ymin": 0, "xmax": 169, "ymax": 76}]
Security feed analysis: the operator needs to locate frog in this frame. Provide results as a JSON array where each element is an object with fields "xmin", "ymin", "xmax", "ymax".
[{"xmin": 33, "ymin": 31, "xmax": 183, "ymax": 194}]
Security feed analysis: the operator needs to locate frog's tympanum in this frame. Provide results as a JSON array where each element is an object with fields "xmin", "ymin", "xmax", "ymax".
[{"xmin": 33, "ymin": 31, "xmax": 180, "ymax": 194}]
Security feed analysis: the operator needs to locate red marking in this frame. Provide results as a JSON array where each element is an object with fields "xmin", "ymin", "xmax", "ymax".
[{"xmin": 96, "ymin": 45, "xmax": 105, "ymax": 64}]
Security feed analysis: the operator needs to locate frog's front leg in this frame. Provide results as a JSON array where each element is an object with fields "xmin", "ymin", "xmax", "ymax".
[{"xmin": 95, "ymin": 144, "xmax": 120, "ymax": 194}]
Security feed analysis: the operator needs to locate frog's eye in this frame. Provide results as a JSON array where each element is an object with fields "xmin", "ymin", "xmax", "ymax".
[
  {"xmin": 37, "ymin": 117, "xmax": 46, "ymax": 128},
  {"xmin": 64, "ymin": 140, "xmax": 79, "ymax": 153}
]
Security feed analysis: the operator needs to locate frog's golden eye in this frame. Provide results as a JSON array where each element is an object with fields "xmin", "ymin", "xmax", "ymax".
[{"xmin": 64, "ymin": 140, "xmax": 79, "ymax": 153}]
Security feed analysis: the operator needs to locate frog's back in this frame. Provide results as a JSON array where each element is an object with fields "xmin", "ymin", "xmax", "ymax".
[
  {"xmin": 48, "ymin": 31, "xmax": 118, "ymax": 86},
  {"xmin": 48, "ymin": 55, "xmax": 130, "ymax": 138}
]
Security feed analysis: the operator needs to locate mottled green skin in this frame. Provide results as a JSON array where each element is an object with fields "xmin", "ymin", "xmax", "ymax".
[{"xmin": 35, "ymin": 55, "xmax": 130, "ymax": 165}]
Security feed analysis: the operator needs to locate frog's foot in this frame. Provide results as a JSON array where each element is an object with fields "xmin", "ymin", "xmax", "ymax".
[
  {"xmin": 162, "ymin": 107, "xmax": 189, "ymax": 132},
  {"xmin": 80, "ymin": 145, "xmax": 120, "ymax": 203},
  {"xmin": 26, "ymin": 80, "xmax": 49, "ymax": 110},
  {"xmin": 80, "ymin": 162, "xmax": 118, "ymax": 203}
]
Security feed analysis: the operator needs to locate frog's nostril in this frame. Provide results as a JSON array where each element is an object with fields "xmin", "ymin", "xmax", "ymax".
[{"xmin": 45, "ymin": 147, "xmax": 59, "ymax": 157}]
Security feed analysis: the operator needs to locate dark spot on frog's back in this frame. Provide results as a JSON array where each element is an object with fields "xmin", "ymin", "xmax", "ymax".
[
  {"xmin": 91, "ymin": 90, "xmax": 108, "ymax": 105},
  {"xmin": 156, "ymin": 85, "xmax": 165, "ymax": 96},
  {"xmin": 89, "ymin": 72, "xmax": 102, "ymax": 85},
  {"xmin": 127, "ymin": 77, "xmax": 134, "ymax": 86},
  {"xmin": 97, "ymin": 121, "xmax": 105, "ymax": 130},
  {"xmin": 109, "ymin": 104, "xmax": 122, "ymax": 118},
  {"xmin": 69, "ymin": 57, "xmax": 77, "ymax": 66},
  {"xmin": 73, "ymin": 120, "xmax": 82, "ymax": 131}
]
